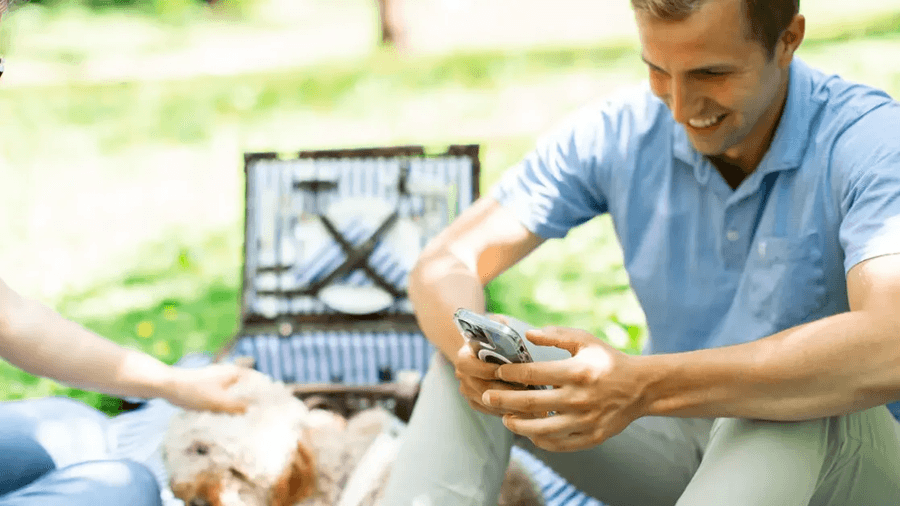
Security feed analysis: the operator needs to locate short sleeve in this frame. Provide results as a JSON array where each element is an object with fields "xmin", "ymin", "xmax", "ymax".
[
  {"xmin": 837, "ymin": 102, "xmax": 900, "ymax": 273},
  {"xmin": 489, "ymin": 100, "xmax": 618, "ymax": 239}
]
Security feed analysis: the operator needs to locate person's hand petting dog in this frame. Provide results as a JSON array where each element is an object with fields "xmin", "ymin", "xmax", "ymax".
[
  {"xmin": 482, "ymin": 326, "xmax": 646, "ymax": 452},
  {"xmin": 162, "ymin": 363, "xmax": 251, "ymax": 414}
]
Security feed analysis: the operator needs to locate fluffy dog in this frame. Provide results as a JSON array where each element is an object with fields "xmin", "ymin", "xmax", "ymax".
[{"xmin": 162, "ymin": 369, "xmax": 545, "ymax": 506}]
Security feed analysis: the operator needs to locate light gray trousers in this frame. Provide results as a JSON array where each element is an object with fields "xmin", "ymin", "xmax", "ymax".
[{"xmin": 381, "ymin": 338, "xmax": 900, "ymax": 506}]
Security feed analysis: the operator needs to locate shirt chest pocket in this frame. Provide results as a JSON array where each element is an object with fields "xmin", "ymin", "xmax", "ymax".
[{"xmin": 746, "ymin": 234, "xmax": 827, "ymax": 329}]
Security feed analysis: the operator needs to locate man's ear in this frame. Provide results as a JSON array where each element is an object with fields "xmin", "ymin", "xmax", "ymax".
[
  {"xmin": 270, "ymin": 439, "xmax": 317, "ymax": 506},
  {"xmin": 778, "ymin": 14, "xmax": 805, "ymax": 68}
]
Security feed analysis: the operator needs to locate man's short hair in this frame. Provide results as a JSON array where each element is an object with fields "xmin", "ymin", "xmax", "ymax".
[{"xmin": 631, "ymin": 0, "xmax": 800, "ymax": 59}]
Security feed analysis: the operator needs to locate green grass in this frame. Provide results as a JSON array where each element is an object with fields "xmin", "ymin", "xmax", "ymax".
[{"xmin": 2, "ymin": 6, "xmax": 900, "ymax": 414}]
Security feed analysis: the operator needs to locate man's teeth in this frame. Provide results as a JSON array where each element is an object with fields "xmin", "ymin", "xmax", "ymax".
[{"xmin": 688, "ymin": 114, "xmax": 724, "ymax": 128}]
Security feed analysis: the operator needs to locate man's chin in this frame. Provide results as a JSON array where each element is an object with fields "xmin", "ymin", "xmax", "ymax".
[{"xmin": 687, "ymin": 138, "xmax": 727, "ymax": 157}]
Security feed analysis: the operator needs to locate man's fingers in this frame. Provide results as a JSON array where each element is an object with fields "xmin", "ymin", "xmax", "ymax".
[
  {"xmin": 502, "ymin": 411, "xmax": 575, "ymax": 437},
  {"xmin": 528, "ymin": 432, "xmax": 599, "ymax": 453},
  {"xmin": 524, "ymin": 327, "xmax": 588, "ymax": 355},
  {"xmin": 482, "ymin": 388, "xmax": 559, "ymax": 414},
  {"xmin": 456, "ymin": 346, "xmax": 500, "ymax": 380},
  {"xmin": 495, "ymin": 359, "xmax": 572, "ymax": 387},
  {"xmin": 501, "ymin": 412, "xmax": 592, "ymax": 441}
]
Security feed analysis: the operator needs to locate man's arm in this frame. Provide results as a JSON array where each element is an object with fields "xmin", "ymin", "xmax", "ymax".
[
  {"xmin": 487, "ymin": 253, "xmax": 900, "ymax": 452},
  {"xmin": 642, "ymin": 253, "xmax": 900, "ymax": 421},
  {"xmin": 409, "ymin": 196, "xmax": 544, "ymax": 361},
  {"xmin": 0, "ymin": 277, "xmax": 248, "ymax": 412}
]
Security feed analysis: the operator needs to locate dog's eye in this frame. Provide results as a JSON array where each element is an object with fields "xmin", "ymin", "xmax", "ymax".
[
  {"xmin": 188, "ymin": 442, "xmax": 210, "ymax": 456},
  {"xmin": 229, "ymin": 467, "xmax": 250, "ymax": 481}
]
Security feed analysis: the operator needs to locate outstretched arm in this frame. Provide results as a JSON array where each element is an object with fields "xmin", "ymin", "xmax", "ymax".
[{"xmin": 0, "ymin": 276, "xmax": 248, "ymax": 413}]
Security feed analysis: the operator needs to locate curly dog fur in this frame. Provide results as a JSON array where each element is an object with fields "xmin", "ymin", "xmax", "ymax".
[{"xmin": 162, "ymin": 369, "xmax": 544, "ymax": 506}]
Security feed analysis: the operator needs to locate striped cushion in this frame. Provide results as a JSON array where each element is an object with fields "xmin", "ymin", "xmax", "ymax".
[{"xmin": 230, "ymin": 331, "xmax": 432, "ymax": 384}]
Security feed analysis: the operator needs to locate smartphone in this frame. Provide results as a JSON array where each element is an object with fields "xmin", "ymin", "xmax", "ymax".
[{"xmin": 452, "ymin": 308, "xmax": 550, "ymax": 390}]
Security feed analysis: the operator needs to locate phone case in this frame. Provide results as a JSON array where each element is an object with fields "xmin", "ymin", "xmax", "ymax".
[
  {"xmin": 453, "ymin": 309, "xmax": 551, "ymax": 390},
  {"xmin": 453, "ymin": 309, "xmax": 533, "ymax": 364}
]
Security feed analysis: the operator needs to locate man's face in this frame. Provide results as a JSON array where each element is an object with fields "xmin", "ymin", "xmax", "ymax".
[{"xmin": 636, "ymin": 0, "xmax": 794, "ymax": 169}]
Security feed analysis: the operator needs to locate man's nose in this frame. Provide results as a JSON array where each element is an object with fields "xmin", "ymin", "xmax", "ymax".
[{"xmin": 668, "ymin": 77, "xmax": 696, "ymax": 125}]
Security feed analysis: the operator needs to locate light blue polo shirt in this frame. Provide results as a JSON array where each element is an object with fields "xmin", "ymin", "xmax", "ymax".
[{"xmin": 492, "ymin": 58, "xmax": 900, "ymax": 414}]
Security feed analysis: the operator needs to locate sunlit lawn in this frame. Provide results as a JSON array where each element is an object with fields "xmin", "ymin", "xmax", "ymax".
[{"xmin": 1, "ymin": 2, "xmax": 899, "ymax": 414}]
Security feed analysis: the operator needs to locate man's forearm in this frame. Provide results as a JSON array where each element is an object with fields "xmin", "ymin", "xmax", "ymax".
[
  {"xmin": 641, "ymin": 310, "xmax": 900, "ymax": 421},
  {"xmin": 0, "ymin": 286, "xmax": 176, "ymax": 400},
  {"xmin": 408, "ymin": 251, "xmax": 486, "ymax": 361}
]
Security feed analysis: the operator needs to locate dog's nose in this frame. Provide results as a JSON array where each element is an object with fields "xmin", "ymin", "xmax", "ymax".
[{"xmin": 188, "ymin": 499, "xmax": 211, "ymax": 506}]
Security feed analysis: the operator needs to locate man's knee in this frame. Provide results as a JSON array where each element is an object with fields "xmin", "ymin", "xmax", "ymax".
[
  {"xmin": 679, "ymin": 417, "xmax": 829, "ymax": 505},
  {"xmin": 709, "ymin": 416, "xmax": 830, "ymax": 448}
]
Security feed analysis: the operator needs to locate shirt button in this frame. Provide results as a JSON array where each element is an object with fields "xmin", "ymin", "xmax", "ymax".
[{"xmin": 726, "ymin": 230, "xmax": 740, "ymax": 241}]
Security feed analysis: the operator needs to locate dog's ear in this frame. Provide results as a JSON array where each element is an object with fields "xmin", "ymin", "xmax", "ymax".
[{"xmin": 270, "ymin": 440, "xmax": 316, "ymax": 506}]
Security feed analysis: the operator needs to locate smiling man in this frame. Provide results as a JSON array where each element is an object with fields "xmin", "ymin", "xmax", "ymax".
[{"xmin": 381, "ymin": 0, "xmax": 900, "ymax": 505}]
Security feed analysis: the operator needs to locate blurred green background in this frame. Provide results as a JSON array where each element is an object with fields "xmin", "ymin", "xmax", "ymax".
[{"xmin": 1, "ymin": 0, "xmax": 899, "ymax": 415}]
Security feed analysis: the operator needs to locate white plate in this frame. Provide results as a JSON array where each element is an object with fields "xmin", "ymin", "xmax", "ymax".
[
  {"xmin": 325, "ymin": 197, "xmax": 394, "ymax": 230},
  {"xmin": 318, "ymin": 284, "xmax": 394, "ymax": 315}
]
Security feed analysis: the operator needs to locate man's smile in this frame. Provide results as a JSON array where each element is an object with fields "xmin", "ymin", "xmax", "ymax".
[{"xmin": 687, "ymin": 113, "xmax": 728, "ymax": 130}]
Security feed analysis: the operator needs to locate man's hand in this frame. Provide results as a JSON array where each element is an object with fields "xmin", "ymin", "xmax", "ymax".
[
  {"xmin": 454, "ymin": 343, "xmax": 525, "ymax": 417},
  {"xmin": 482, "ymin": 326, "xmax": 647, "ymax": 452},
  {"xmin": 162, "ymin": 364, "xmax": 251, "ymax": 414}
]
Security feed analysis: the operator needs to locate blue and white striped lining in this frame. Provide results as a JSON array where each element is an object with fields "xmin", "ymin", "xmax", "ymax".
[
  {"xmin": 287, "ymin": 218, "xmax": 410, "ymax": 291},
  {"xmin": 249, "ymin": 216, "xmax": 413, "ymax": 316},
  {"xmin": 229, "ymin": 331, "xmax": 432, "ymax": 384},
  {"xmin": 244, "ymin": 156, "xmax": 474, "ymax": 318}
]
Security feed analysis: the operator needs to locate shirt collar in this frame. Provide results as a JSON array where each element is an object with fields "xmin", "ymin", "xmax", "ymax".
[{"xmin": 672, "ymin": 58, "xmax": 818, "ymax": 182}]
